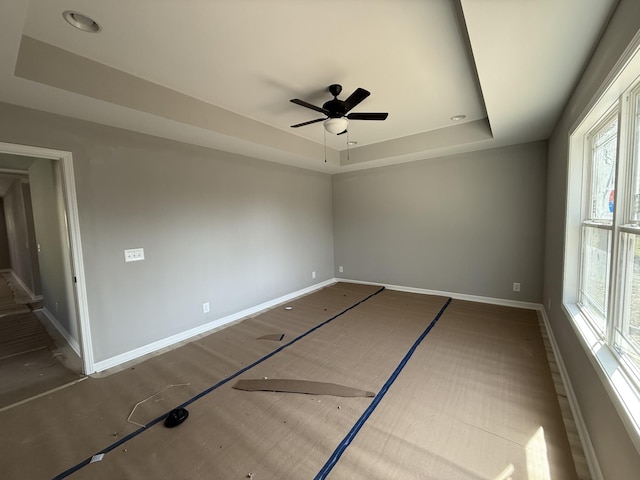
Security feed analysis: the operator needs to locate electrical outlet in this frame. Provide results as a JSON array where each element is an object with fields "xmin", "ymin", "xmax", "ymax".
[
  {"xmin": 513, "ymin": 282, "xmax": 521, "ymax": 292},
  {"xmin": 339, "ymin": 266, "xmax": 344, "ymax": 273},
  {"xmin": 124, "ymin": 248, "xmax": 144, "ymax": 262},
  {"xmin": 203, "ymin": 302, "xmax": 210, "ymax": 314},
  {"xmin": 312, "ymin": 271, "xmax": 316, "ymax": 279}
]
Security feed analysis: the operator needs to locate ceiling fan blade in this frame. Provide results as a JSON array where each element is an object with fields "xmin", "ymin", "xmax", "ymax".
[
  {"xmin": 343, "ymin": 88, "xmax": 370, "ymax": 112},
  {"xmin": 290, "ymin": 98, "xmax": 330, "ymax": 115},
  {"xmin": 347, "ymin": 112, "xmax": 388, "ymax": 121},
  {"xmin": 291, "ymin": 118, "xmax": 326, "ymax": 128}
]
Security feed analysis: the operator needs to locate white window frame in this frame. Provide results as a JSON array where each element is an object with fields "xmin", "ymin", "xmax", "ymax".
[
  {"xmin": 564, "ymin": 37, "xmax": 640, "ymax": 453},
  {"xmin": 577, "ymin": 108, "xmax": 618, "ymax": 336}
]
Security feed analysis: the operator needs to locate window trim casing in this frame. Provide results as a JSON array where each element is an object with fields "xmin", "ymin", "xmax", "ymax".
[{"xmin": 564, "ymin": 33, "xmax": 640, "ymax": 454}]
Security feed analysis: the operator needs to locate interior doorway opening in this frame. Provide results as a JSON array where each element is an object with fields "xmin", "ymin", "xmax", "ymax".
[{"xmin": 0, "ymin": 142, "xmax": 92, "ymax": 374}]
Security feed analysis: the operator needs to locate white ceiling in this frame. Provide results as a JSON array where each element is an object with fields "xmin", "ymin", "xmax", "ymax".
[{"xmin": 0, "ymin": 0, "xmax": 617, "ymax": 173}]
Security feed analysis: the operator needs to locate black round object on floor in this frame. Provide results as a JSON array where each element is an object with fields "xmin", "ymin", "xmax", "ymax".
[{"xmin": 164, "ymin": 407, "xmax": 189, "ymax": 428}]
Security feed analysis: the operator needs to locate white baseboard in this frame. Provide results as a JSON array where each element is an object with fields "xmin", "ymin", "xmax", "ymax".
[
  {"xmin": 538, "ymin": 307, "xmax": 603, "ymax": 480},
  {"xmin": 38, "ymin": 307, "xmax": 81, "ymax": 356},
  {"xmin": 335, "ymin": 277, "xmax": 543, "ymax": 310},
  {"xmin": 92, "ymin": 278, "xmax": 337, "ymax": 373},
  {"xmin": 1, "ymin": 269, "xmax": 42, "ymax": 302}
]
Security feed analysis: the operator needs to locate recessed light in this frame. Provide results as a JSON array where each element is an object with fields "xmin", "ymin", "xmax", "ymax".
[
  {"xmin": 450, "ymin": 115, "xmax": 466, "ymax": 121},
  {"xmin": 63, "ymin": 11, "xmax": 101, "ymax": 32},
  {"xmin": 347, "ymin": 141, "xmax": 358, "ymax": 145}
]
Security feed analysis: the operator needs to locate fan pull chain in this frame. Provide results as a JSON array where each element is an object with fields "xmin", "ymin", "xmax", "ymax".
[
  {"xmin": 347, "ymin": 130, "xmax": 350, "ymax": 162},
  {"xmin": 324, "ymin": 128, "xmax": 327, "ymax": 163}
]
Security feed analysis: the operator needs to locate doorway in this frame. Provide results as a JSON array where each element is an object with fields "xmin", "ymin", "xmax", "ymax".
[{"xmin": 0, "ymin": 142, "xmax": 91, "ymax": 375}]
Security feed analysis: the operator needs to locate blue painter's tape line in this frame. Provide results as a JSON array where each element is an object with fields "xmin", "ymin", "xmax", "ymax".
[
  {"xmin": 52, "ymin": 286, "xmax": 385, "ymax": 480},
  {"xmin": 314, "ymin": 297, "xmax": 452, "ymax": 480}
]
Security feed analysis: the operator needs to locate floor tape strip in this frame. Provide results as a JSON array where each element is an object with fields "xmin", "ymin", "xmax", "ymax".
[
  {"xmin": 314, "ymin": 297, "xmax": 452, "ymax": 480},
  {"xmin": 52, "ymin": 285, "xmax": 385, "ymax": 480}
]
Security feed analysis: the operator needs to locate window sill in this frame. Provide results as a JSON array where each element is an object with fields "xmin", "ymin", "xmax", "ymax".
[{"xmin": 563, "ymin": 303, "xmax": 640, "ymax": 453}]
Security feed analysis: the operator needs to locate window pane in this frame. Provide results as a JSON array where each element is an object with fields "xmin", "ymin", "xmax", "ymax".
[
  {"xmin": 590, "ymin": 116, "xmax": 618, "ymax": 221},
  {"xmin": 616, "ymin": 232, "xmax": 640, "ymax": 381},
  {"xmin": 633, "ymin": 95, "xmax": 640, "ymax": 221},
  {"xmin": 579, "ymin": 226, "xmax": 611, "ymax": 333}
]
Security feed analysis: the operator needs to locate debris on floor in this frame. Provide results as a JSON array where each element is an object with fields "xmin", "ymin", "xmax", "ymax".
[
  {"xmin": 232, "ymin": 379, "xmax": 375, "ymax": 397},
  {"xmin": 127, "ymin": 383, "xmax": 191, "ymax": 427},
  {"xmin": 164, "ymin": 407, "xmax": 189, "ymax": 428},
  {"xmin": 256, "ymin": 333, "xmax": 285, "ymax": 341},
  {"xmin": 90, "ymin": 454, "xmax": 104, "ymax": 463}
]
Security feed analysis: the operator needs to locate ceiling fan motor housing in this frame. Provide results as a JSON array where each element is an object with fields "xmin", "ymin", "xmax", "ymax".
[
  {"xmin": 325, "ymin": 84, "xmax": 347, "ymax": 117},
  {"xmin": 323, "ymin": 99, "xmax": 348, "ymax": 117},
  {"xmin": 328, "ymin": 84, "xmax": 342, "ymax": 97}
]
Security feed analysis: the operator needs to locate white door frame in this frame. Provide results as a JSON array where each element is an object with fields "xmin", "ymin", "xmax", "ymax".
[{"xmin": 0, "ymin": 141, "xmax": 94, "ymax": 374}]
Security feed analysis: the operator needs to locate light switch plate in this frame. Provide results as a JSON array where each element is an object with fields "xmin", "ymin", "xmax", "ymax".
[{"xmin": 124, "ymin": 248, "xmax": 144, "ymax": 262}]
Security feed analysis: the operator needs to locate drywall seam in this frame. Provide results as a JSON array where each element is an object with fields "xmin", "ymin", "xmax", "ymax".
[
  {"xmin": 335, "ymin": 277, "xmax": 541, "ymax": 310},
  {"xmin": 92, "ymin": 278, "xmax": 336, "ymax": 373},
  {"xmin": 538, "ymin": 306, "xmax": 604, "ymax": 480}
]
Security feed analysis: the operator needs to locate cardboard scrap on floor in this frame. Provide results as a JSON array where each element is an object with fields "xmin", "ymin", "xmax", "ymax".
[
  {"xmin": 232, "ymin": 378, "xmax": 375, "ymax": 397},
  {"xmin": 256, "ymin": 333, "xmax": 285, "ymax": 341}
]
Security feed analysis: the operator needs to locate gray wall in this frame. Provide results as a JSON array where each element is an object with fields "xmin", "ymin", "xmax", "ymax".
[
  {"xmin": 21, "ymin": 182, "xmax": 41, "ymax": 295},
  {"xmin": 544, "ymin": 0, "xmax": 640, "ymax": 477},
  {"xmin": 3, "ymin": 179, "xmax": 41, "ymax": 295},
  {"xmin": 0, "ymin": 102, "xmax": 334, "ymax": 363},
  {"xmin": 333, "ymin": 141, "xmax": 547, "ymax": 303},
  {"xmin": 0, "ymin": 198, "xmax": 11, "ymax": 269},
  {"xmin": 29, "ymin": 158, "xmax": 78, "ymax": 342}
]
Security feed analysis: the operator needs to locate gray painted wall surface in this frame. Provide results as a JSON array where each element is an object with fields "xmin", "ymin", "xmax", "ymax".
[
  {"xmin": 21, "ymin": 182, "xmax": 41, "ymax": 295},
  {"xmin": 3, "ymin": 181, "xmax": 24, "ymax": 282},
  {"xmin": 544, "ymin": 0, "xmax": 640, "ymax": 477},
  {"xmin": 3, "ymin": 179, "xmax": 40, "ymax": 294},
  {"xmin": 0, "ymin": 198, "xmax": 11, "ymax": 269},
  {"xmin": 333, "ymin": 141, "xmax": 547, "ymax": 303},
  {"xmin": 0, "ymin": 102, "xmax": 334, "ymax": 362},
  {"xmin": 29, "ymin": 159, "xmax": 77, "ymax": 341}
]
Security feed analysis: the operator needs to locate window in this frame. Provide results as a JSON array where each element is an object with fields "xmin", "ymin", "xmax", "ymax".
[
  {"xmin": 614, "ymin": 86, "xmax": 640, "ymax": 379},
  {"xmin": 565, "ymin": 42, "xmax": 640, "ymax": 444},
  {"xmin": 577, "ymin": 91, "xmax": 640, "ymax": 380},
  {"xmin": 577, "ymin": 87, "xmax": 640, "ymax": 383},
  {"xmin": 578, "ymin": 112, "xmax": 617, "ymax": 335}
]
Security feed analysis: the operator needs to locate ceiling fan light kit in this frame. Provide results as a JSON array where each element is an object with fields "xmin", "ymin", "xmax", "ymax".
[
  {"xmin": 324, "ymin": 117, "xmax": 349, "ymax": 134},
  {"xmin": 290, "ymin": 84, "xmax": 388, "ymax": 135}
]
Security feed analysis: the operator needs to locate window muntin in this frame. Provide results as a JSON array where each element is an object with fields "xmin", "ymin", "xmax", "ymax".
[
  {"xmin": 616, "ymin": 230, "xmax": 640, "ymax": 376},
  {"xmin": 577, "ymin": 83, "xmax": 640, "ymax": 387},
  {"xmin": 631, "ymin": 93, "xmax": 640, "ymax": 222},
  {"xmin": 589, "ymin": 115, "xmax": 618, "ymax": 222},
  {"xmin": 579, "ymin": 226, "xmax": 611, "ymax": 334}
]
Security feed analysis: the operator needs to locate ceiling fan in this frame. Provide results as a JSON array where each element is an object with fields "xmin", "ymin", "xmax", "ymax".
[{"xmin": 290, "ymin": 84, "xmax": 388, "ymax": 135}]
